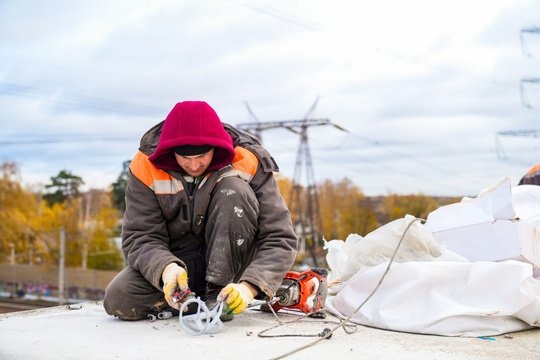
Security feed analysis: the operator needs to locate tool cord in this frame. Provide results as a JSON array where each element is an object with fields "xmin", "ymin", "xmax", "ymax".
[{"xmin": 267, "ymin": 217, "xmax": 425, "ymax": 360}]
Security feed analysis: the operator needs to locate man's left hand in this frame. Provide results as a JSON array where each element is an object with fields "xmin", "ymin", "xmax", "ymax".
[{"xmin": 218, "ymin": 282, "xmax": 256, "ymax": 315}]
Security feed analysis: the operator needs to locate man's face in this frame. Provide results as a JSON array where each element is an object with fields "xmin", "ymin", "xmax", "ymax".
[{"xmin": 174, "ymin": 149, "xmax": 214, "ymax": 177}]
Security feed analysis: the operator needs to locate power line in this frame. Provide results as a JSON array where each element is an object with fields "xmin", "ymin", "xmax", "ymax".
[
  {"xmin": 0, "ymin": 82, "xmax": 162, "ymax": 117},
  {"xmin": 230, "ymin": 0, "xmax": 517, "ymax": 94},
  {"xmin": 227, "ymin": 0, "xmax": 321, "ymax": 32},
  {"xmin": 0, "ymin": 134, "xmax": 138, "ymax": 145},
  {"xmin": 240, "ymin": 115, "xmax": 511, "ymax": 195},
  {"xmin": 333, "ymin": 132, "xmax": 481, "ymax": 182}
]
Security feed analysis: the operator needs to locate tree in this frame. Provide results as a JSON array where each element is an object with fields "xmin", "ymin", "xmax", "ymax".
[
  {"xmin": 0, "ymin": 173, "xmax": 40, "ymax": 263},
  {"xmin": 43, "ymin": 170, "xmax": 84, "ymax": 206},
  {"xmin": 0, "ymin": 164, "xmax": 123, "ymax": 270},
  {"xmin": 79, "ymin": 189, "xmax": 123, "ymax": 270},
  {"xmin": 111, "ymin": 160, "xmax": 131, "ymax": 213},
  {"xmin": 275, "ymin": 173, "xmax": 294, "ymax": 215},
  {"xmin": 34, "ymin": 199, "xmax": 82, "ymax": 267},
  {"xmin": 86, "ymin": 205, "xmax": 124, "ymax": 270},
  {"xmin": 34, "ymin": 189, "xmax": 123, "ymax": 269},
  {"xmin": 318, "ymin": 178, "xmax": 379, "ymax": 240},
  {"xmin": 382, "ymin": 194, "xmax": 439, "ymax": 223}
]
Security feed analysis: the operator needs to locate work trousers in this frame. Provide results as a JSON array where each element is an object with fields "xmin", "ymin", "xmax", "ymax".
[{"xmin": 103, "ymin": 176, "xmax": 259, "ymax": 320}]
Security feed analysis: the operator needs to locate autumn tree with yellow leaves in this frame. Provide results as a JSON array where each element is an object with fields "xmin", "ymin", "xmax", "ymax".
[
  {"xmin": 0, "ymin": 163, "xmax": 123, "ymax": 270},
  {"xmin": 0, "ymin": 173, "xmax": 41, "ymax": 264},
  {"xmin": 381, "ymin": 194, "xmax": 440, "ymax": 223},
  {"xmin": 318, "ymin": 178, "xmax": 379, "ymax": 240},
  {"xmin": 276, "ymin": 176, "xmax": 379, "ymax": 241}
]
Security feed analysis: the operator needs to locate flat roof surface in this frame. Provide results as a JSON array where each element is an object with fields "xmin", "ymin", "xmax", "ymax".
[{"xmin": 1, "ymin": 301, "xmax": 539, "ymax": 359}]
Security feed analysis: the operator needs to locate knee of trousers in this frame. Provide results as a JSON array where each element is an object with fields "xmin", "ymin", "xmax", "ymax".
[
  {"xmin": 103, "ymin": 276, "xmax": 134, "ymax": 319},
  {"xmin": 204, "ymin": 177, "xmax": 259, "ymax": 284},
  {"xmin": 103, "ymin": 268, "xmax": 164, "ymax": 321},
  {"xmin": 207, "ymin": 176, "xmax": 259, "ymax": 234}
]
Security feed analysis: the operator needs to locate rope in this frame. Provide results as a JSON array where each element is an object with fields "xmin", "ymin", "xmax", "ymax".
[{"xmin": 266, "ymin": 217, "xmax": 425, "ymax": 360}]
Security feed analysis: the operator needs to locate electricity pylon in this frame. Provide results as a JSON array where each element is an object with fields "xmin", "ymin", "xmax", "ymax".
[
  {"xmin": 496, "ymin": 28, "xmax": 540, "ymax": 164},
  {"xmin": 520, "ymin": 27, "xmax": 540, "ymax": 57},
  {"xmin": 236, "ymin": 99, "xmax": 346, "ymax": 266},
  {"xmin": 520, "ymin": 77, "xmax": 540, "ymax": 109},
  {"xmin": 495, "ymin": 130, "xmax": 540, "ymax": 164}
]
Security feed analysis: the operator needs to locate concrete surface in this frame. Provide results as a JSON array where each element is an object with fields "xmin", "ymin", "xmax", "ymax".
[{"xmin": 1, "ymin": 301, "xmax": 539, "ymax": 359}]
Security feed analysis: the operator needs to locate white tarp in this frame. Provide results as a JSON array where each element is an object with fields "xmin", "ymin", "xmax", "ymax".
[
  {"xmin": 325, "ymin": 259, "xmax": 540, "ymax": 336},
  {"xmin": 512, "ymin": 184, "xmax": 540, "ymax": 228},
  {"xmin": 424, "ymin": 178, "xmax": 540, "ymax": 266},
  {"xmin": 324, "ymin": 180, "xmax": 540, "ymax": 337},
  {"xmin": 324, "ymin": 215, "xmax": 450, "ymax": 284},
  {"xmin": 425, "ymin": 177, "xmax": 516, "ymax": 231}
]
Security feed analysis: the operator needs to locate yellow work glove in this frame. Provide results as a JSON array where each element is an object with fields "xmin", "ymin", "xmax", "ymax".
[
  {"xmin": 161, "ymin": 263, "xmax": 188, "ymax": 310},
  {"xmin": 218, "ymin": 282, "xmax": 255, "ymax": 315}
]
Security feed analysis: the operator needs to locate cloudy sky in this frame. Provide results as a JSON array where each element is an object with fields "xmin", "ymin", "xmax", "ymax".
[{"xmin": 1, "ymin": 0, "xmax": 539, "ymax": 196}]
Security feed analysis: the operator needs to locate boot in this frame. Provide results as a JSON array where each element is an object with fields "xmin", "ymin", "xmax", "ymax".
[{"xmin": 205, "ymin": 283, "xmax": 234, "ymax": 322}]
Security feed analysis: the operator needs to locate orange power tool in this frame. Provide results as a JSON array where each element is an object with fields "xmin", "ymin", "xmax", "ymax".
[{"xmin": 264, "ymin": 268, "xmax": 328, "ymax": 316}]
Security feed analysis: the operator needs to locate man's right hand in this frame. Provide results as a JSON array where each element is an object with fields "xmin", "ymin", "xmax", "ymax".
[{"xmin": 161, "ymin": 263, "xmax": 189, "ymax": 309}]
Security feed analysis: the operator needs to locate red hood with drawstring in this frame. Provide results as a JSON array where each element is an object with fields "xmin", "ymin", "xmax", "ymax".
[{"xmin": 148, "ymin": 101, "xmax": 235, "ymax": 172}]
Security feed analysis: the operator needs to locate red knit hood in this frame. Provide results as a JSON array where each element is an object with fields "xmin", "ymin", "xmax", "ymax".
[{"xmin": 148, "ymin": 101, "xmax": 235, "ymax": 172}]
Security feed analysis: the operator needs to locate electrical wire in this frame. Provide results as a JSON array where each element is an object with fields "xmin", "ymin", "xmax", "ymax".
[
  {"xmin": 225, "ymin": 0, "xmax": 321, "ymax": 32},
  {"xmin": 266, "ymin": 217, "xmax": 425, "ymax": 360},
  {"xmin": 0, "ymin": 81, "xmax": 162, "ymax": 117},
  {"xmin": 0, "ymin": 135, "xmax": 138, "ymax": 145}
]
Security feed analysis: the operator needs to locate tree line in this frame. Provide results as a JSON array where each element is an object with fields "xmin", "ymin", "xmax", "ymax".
[
  {"xmin": 0, "ymin": 162, "xmax": 126, "ymax": 271},
  {"xmin": 0, "ymin": 161, "xmax": 458, "ymax": 271}
]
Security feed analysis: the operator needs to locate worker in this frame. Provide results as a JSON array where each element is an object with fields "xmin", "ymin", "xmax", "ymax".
[
  {"xmin": 518, "ymin": 164, "xmax": 540, "ymax": 186},
  {"xmin": 103, "ymin": 100, "xmax": 297, "ymax": 321}
]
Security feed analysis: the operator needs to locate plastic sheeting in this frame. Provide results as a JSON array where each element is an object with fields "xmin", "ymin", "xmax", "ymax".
[
  {"xmin": 324, "ymin": 215, "xmax": 464, "ymax": 285},
  {"xmin": 326, "ymin": 259, "xmax": 540, "ymax": 336},
  {"xmin": 324, "ymin": 181, "xmax": 540, "ymax": 337},
  {"xmin": 512, "ymin": 184, "xmax": 540, "ymax": 228}
]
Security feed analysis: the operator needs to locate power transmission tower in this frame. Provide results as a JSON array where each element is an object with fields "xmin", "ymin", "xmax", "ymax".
[
  {"xmin": 497, "ymin": 130, "xmax": 540, "ymax": 138},
  {"xmin": 520, "ymin": 77, "xmax": 540, "ymax": 109},
  {"xmin": 236, "ymin": 100, "xmax": 346, "ymax": 266},
  {"xmin": 496, "ymin": 28, "xmax": 540, "ymax": 164},
  {"xmin": 520, "ymin": 27, "xmax": 540, "ymax": 57},
  {"xmin": 520, "ymin": 27, "xmax": 540, "ymax": 108},
  {"xmin": 495, "ymin": 130, "xmax": 540, "ymax": 164},
  {"xmin": 243, "ymin": 101, "xmax": 263, "ymax": 141}
]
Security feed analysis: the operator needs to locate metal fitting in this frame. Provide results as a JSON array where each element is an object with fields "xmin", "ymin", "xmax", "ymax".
[{"xmin": 157, "ymin": 311, "xmax": 173, "ymax": 320}]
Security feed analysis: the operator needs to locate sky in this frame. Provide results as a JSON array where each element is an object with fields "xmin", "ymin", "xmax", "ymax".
[{"xmin": 1, "ymin": 0, "xmax": 539, "ymax": 197}]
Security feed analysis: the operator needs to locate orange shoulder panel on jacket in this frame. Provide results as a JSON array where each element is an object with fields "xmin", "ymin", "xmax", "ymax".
[
  {"xmin": 129, "ymin": 151, "xmax": 172, "ymax": 187},
  {"xmin": 232, "ymin": 147, "xmax": 259, "ymax": 177}
]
